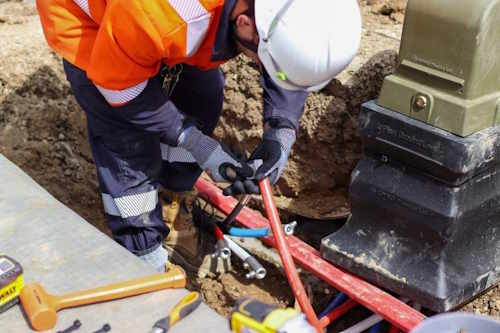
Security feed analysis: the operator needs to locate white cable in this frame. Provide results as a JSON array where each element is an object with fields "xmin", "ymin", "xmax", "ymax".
[
  {"xmin": 340, "ymin": 297, "xmax": 411, "ymax": 333},
  {"xmin": 339, "ymin": 314, "xmax": 383, "ymax": 333},
  {"xmin": 223, "ymin": 235, "xmax": 251, "ymax": 261}
]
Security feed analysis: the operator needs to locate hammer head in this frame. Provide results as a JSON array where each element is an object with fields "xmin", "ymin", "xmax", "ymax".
[{"xmin": 19, "ymin": 283, "xmax": 58, "ymax": 331}]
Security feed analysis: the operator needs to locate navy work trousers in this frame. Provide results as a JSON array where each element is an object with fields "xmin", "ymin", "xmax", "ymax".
[{"xmin": 63, "ymin": 60, "xmax": 224, "ymax": 256}]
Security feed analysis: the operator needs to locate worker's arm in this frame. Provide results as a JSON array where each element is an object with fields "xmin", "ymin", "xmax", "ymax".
[
  {"xmin": 105, "ymin": 73, "xmax": 185, "ymax": 146},
  {"xmin": 87, "ymin": 0, "xmax": 183, "ymax": 93},
  {"xmin": 80, "ymin": 1, "xmax": 250, "ymax": 182},
  {"xmin": 107, "ymin": 77, "xmax": 253, "ymax": 183},
  {"xmin": 78, "ymin": 0, "xmax": 187, "ymax": 145},
  {"xmin": 260, "ymin": 69, "xmax": 309, "ymax": 132},
  {"xmin": 223, "ymin": 70, "xmax": 308, "ymax": 195}
]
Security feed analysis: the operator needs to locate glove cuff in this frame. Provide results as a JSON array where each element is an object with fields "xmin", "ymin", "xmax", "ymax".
[
  {"xmin": 178, "ymin": 126, "xmax": 218, "ymax": 166},
  {"xmin": 264, "ymin": 127, "xmax": 296, "ymax": 155},
  {"xmin": 265, "ymin": 117, "xmax": 296, "ymax": 131}
]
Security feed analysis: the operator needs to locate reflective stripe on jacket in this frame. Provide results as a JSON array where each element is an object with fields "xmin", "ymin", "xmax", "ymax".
[{"xmin": 37, "ymin": 0, "xmax": 225, "ymax": 105}]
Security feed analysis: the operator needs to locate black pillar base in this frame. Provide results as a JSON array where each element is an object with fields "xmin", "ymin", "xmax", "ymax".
[{"xmin": 321, "ymin": 101, "xmax": 500, "ymax": 312}]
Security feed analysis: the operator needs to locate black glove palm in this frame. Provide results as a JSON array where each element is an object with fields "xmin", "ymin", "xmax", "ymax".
[
  {"xmin": 179, "ymin": 126, "xmax": 253, "ymax": 183},
  {"xmin": 223, "ymin": 125, "xmax": 296, "ymax": 196}
]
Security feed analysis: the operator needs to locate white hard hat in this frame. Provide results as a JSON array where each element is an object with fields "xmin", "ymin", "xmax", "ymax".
[{"xmin": 255, "ymin": 0, "xmax": 362, "ymax": 92}]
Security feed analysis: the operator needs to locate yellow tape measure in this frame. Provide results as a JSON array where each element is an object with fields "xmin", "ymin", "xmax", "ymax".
[
  {"xmin": 230, "ymin": 299, "xmax": 315, "ymax": 333},
  {"xmin": 0, "ymin": 255, "xmax": 24, "ymax": 313}
]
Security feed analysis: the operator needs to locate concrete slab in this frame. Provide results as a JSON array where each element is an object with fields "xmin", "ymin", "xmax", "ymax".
[{"xmin": 0, "ymin": 154, "xmax": 231, "ymax": 333}]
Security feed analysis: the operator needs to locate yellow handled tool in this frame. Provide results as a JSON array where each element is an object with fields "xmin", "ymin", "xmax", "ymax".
[
  {"xmin": 20, "ymin": 266, "xmax": 187, "ymax": 331},
  {"xmin": 151, "ymin": 292, "xmax": 202, "ymax": 333}
]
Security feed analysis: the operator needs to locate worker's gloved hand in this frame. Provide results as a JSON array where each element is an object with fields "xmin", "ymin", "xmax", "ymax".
[
  {"xmin": 178, "ymin": 125, "xmax": 253, "ymax": 183},
  {"xmin": 223, "ymin": 121, "xmax": 296, "ymax": 196}
]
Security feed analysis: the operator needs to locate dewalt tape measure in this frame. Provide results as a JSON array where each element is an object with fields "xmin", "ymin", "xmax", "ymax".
[
  {"xmin": 230, "ymin": 298, "xmax": 315, "ymax": 333},
  {"xmin": 0, "ymin": 255, "xmax": 24, "ymax": 313}
]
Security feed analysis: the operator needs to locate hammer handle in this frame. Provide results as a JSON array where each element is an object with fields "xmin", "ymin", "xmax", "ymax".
[{"xmin": 55, "ymin": 269, "xmax": 186, "ymax": 310}]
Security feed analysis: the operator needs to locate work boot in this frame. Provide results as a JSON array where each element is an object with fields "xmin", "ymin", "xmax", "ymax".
[
  {"xmin": 161, "ymin": 191, "xmax": 184, "ymax": 225},
  {"xmin": 160, "ymin": 190, "xmax": 216, "ymax": 277}
]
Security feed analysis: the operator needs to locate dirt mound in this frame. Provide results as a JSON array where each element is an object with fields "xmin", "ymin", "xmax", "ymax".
[
  {"xmin": 0, "ymin": 0, "xmax": 107, "ymax": 233},
  {"xmin": 366, "ymin": 0, "xmax": 407, "ymax": 23}
]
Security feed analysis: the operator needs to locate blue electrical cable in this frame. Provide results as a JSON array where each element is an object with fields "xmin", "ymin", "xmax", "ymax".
[
  {"xmin": 368, "ymin": 321, "xmax": 382, "ymax": 333},
  {"xmin": 227, "ymin": 227, "xmax": 270, "ymax": 238},
  {"xmin": 319, "ymin": 292, "xmax": 348, "ymax": 319}
]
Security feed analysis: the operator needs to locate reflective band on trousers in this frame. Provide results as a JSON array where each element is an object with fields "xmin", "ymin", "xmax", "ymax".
[
  {"xmin": 101, "ymin": 190, "xmax": 158, "ymax": 218},
  {"xmin": 161, "ymin": 144, "xmax": 196, "ymax": 163},
  {"xmin": 168, "ymin": 0, "xmax": 212, "ymax": 56}
]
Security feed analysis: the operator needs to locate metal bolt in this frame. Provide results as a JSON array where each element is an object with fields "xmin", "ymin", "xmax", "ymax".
[
  {"xmin": 283, "ymin": 221, "xmax": 298, "ymax": 236},
  {"xmin": 57, "ymin": 320, "xmax": 81, "ymax": 333},
  {"xmin": 220, "ymin": 247, "xmax": 231, "ymax": 259},
  {"xmin": 212, "ymin": 240, "xmax": 231, "ymax": 259},
  {"xmin": 92, "ymin": 323, "xmax": 111, "ymax": 333},
  {"xmin": 413, "ymin": 95, "xmax": 428, "ymax": 111}
]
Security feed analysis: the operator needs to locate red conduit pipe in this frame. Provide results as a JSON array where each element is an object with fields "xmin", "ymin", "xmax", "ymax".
[
  {"xmin": 319, "ymin": 299, "xmax": 358, "ymax": 328},
  {"xmin": 259, "ymin": 178, "xmax": 323, "ymax": 333},
  {"xmin": 389, "ymin": 326, "xmax": 400, "ymax": 333},
  {"xmin": 214, "ymin": 225, "xmax": 225, "ymax": 240},
  {"xmin": 195, "ymin": 178, "xmax": 425, "ymax": 332}
]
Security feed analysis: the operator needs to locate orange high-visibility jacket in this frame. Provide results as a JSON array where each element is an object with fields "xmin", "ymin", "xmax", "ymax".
[{"xmin": 37, "ymin": 0, "xmax": 226, "ymax": 105}]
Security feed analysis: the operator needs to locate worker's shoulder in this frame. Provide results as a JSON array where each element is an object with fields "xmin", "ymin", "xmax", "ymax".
[
  {"xmin": 108, "ymin": 0, "xmax": 224, "ymax": 20},
  {"xmin": 107, "ymin": 0, "xmax": 223, "ymax": 36}
]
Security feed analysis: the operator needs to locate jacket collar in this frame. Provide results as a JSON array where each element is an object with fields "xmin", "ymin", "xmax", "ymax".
[{"xmin": 211, "ymin": 0, "xmax": 239, "ymax": 62}]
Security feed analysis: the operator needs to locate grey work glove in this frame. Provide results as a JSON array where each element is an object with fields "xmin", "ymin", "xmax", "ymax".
[
  {"xmin": 223, "ymin": 125, "xmax": 296, "ymax": 195},
  {"xmin": 178, "ymin": 126, "xmax": 253, "ymax": 183}
]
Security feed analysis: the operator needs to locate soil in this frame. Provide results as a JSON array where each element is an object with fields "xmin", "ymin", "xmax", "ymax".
[{"xmin": 0, "ymin": 0, "xmax": 498, "ymax": 328}]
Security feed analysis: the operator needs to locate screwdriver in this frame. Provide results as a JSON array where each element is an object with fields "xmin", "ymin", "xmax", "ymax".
[{"xmin": 151, "ymin": 292, "xmax": 202, "ymax": 333}]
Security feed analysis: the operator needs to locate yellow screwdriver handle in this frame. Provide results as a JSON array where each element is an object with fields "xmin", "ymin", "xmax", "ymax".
[{"xmin": 169, "ymin": 292, "xmax": 202, "ymax": 326}]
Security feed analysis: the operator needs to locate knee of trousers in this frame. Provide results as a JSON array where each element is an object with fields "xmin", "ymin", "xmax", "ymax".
[
  {"xmin": 99, "ymin": 169, "xmax": 168, "ymax": 254},
  {"xmin": 159, "ymin": 162, "xmax": 202, "ymax": 192}
]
